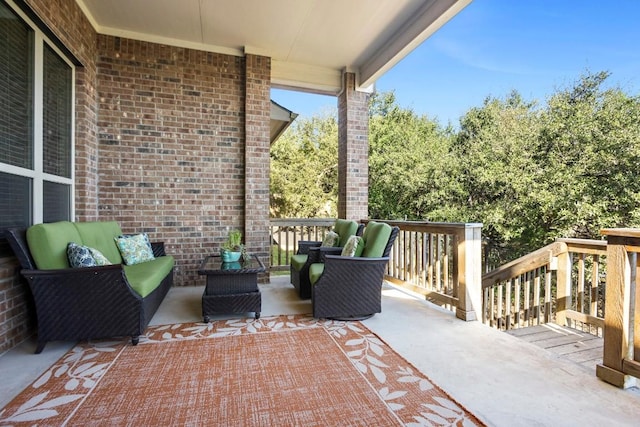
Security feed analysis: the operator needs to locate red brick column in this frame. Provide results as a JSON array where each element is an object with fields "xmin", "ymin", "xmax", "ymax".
[
  {"xmin": 244, "ymin": 54, "xmax": 271, "ymax": 274},
  {"xmin": 338, "ymin": 72, "xmax": 369, "ymax": 221}
]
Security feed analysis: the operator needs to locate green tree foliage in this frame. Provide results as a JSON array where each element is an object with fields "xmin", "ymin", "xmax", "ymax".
[
  {"xmin": 270, "ymin": 113, "xmax": 339, "ymax": 218},
  {"xmin": 369, "ymin": 92, "xmax": 460, "ymax": 221},
  {"xmin": 539, "ymin": 71, "xmax": 640, "ymax": 238},
  {"xmin": 271, "ymin": 71, "xmax": 640, "ymax": 266},
  {"xmin": 454, "ymin": 71, "xmax": 640, "ymax": 264},
  {"xmin": 453, "ymin": 91, "xmax": 545, "ymax": 262}
]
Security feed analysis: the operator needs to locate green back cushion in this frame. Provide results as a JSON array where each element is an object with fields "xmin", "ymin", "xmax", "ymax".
[
  {"xmin": 27, "ymin": 221, "xmax": 82, "ymax": 269},
  {"xmin": 361, "ymin": 222, "xmax": 393, "ymax": 258},
  {"xmin": 74, "ymin": 221, "xmax": 124, "ymax": 264},
  {"xmin": 291, "ymin": 254, "xmax": 308, "ymax": 271},
  {"xmin": 334, "ymin": 219, "xmax": 358, "ymax": 246}
]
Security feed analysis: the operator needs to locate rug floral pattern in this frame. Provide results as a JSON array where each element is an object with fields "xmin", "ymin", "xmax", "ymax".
[{"xmin": 0, "ymin": 315, "xmax": 483, "ymax": 426}]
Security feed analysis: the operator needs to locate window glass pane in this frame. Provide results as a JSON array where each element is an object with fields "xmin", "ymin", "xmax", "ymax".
[
  {"xmin": 0, "ymin": 2, "xmax": 34, "ymax": 169},
  {"xmin": 43, "ymin": 43, "xmax": 71, "ymax": 178},
  {"xmin": 43, "ymin": 181, "xmax": 70, "ymax": 223},
  {"xmin": 0, "ymin": 172, "xmax": 31, "ymax": 256},
  {"xmin": 0, "ymin": 171, "xmax": 31, "ymax": 227}
]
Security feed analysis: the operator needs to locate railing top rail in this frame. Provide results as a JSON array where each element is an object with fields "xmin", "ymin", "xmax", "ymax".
[
  {"xmin": 557, "ymin": 238, "xmax": 607, "ymax": 247},
  {"xmin": 482, "ymin": 241, "xmax": 568, "ymax": 288},
  {"xmin": 362, "ymin": 219, "xmax": 482, "ymax": 235},
  {"xmin": 601, "ymin": 228, "xmax": 640, "ymax": 239},
  {"xmin": 270, "ymin": 218, "xmax": 336, "ymax": 226},
  {"xmin": 558, "ymin": 238, "xmax": 607, "ymax": 255}
]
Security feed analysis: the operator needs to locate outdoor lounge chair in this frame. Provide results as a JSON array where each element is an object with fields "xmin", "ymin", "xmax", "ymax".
[
  {"xmin": 290, "ymin": 219, "xmax": 361, "ymax": 299},
  {"xmin": 310, "ymin": 221, "xmax": 399, "ymax": 320}
]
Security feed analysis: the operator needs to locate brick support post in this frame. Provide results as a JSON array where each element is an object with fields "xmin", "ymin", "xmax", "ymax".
[
  {"xmin": 244, "ymin": 54, "xmax": 271, "ymax": 277},
  {"xmin": 338, "ymin": 72, "xmax": 369, "ymax": 221}
]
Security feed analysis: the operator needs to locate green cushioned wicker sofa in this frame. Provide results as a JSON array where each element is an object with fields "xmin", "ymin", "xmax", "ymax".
[{"xmin": 5, "ymin": 221, "xmax": 174, "ymax": 353}]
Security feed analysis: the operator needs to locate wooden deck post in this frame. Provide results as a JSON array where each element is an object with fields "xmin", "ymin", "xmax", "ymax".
[
  {"xmin": 456, "ymin": 223, "xmax": 483, "ymax": 321},
  {"xmin": 596, "ymin": 230, "xmax": 637, "ymax": 388},
  {"xmin": 555, "ymin": 251, "xmax": 572, "ymax": 327}
]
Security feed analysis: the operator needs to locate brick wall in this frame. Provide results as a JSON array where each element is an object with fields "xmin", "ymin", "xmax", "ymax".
[
  {"xmin": 338, "ymin": 72, "xmax": 370, "ymax": 221},
  {"xmin": 96, "ymin": 36, "xmax": 267, "ymax": 286}
]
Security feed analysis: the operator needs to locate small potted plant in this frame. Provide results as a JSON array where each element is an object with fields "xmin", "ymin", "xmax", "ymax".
[{"xmin": 220, "ymin": 229, "xmax": 247, "ymax": 262}]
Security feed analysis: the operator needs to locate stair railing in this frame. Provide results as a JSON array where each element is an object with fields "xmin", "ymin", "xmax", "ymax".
[{"xmin": 481, "ymin": 238, "xmax": 607, "ymax": 334}]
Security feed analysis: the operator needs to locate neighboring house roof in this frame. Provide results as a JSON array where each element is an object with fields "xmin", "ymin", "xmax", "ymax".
[
  {"xmin": 76, "ymin": 0, "xmax": 472, "ymax": 94},
  {"xmin": 270, "ymin": 100, "xmax": 298, "ymax": 144}
]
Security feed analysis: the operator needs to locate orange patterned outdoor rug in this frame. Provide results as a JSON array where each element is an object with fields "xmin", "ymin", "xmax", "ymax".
[{"xmin": 0, "ymin": 315, "xmax": 484, "ymax": 426}]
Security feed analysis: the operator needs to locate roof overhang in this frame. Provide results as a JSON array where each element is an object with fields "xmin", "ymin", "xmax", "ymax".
[
  {"xmin": 270, "ymin": 100, "xmax": 298, "ymax": 144},
  {"xmin": 76, "ymin": 0, "xmax": 472, "ymax": 95}
]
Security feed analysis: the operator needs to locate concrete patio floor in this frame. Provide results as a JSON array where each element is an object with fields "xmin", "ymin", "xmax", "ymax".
[{"xmin": 1, "ymin": 275, "xmax": 639, "ymax": 426}]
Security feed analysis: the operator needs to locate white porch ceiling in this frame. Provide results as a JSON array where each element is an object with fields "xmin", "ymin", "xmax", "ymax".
[{"xmin": 76, "ymin": 0, "xmax": 471, "ymax": 94}]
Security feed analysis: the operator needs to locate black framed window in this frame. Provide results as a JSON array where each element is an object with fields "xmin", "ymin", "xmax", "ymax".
[{"xmin": 0, "ymin": 0, "xmax": 74, "ymax": 257}]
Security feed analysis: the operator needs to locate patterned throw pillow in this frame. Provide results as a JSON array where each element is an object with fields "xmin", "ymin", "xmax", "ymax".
[
  {"xmin": 321, "ymin": 231, "xmax": 340, "ymax": 247},
  {"xmin": 114, "ymin": 233, "xmax": 155, "ymax": 265},
  {"xmin": 67, "ymin": 243, "xmax": 114, "ymax": 268},
  {"xmin": 341, "ymin": 235, "xmax": 364, "ymax": 257},
  {"xmin": 88, "ymin": 247, "xmax": 112, "ymax": 266},
  {"xmin": 67, "ymin": 242, "xmax": 97, "ymax": 268}
]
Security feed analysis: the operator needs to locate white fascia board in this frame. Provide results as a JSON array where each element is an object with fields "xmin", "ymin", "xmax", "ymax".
[
  {"xmin": 271, "ymin": 60, "xmax": 342, "ymax": 95},
  {"xmin": 358, "ymin": 0, "xmax": 472, "ymax": 88}
]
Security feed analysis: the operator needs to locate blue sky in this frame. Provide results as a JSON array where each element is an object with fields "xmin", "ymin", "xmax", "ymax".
[{"xmin": 271, "ymin": 0, "xmax": 640, "ymax": 126}]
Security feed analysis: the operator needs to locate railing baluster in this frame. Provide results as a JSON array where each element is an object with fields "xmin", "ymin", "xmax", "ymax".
[
  {"xmin": 591, "ymin": 254, "xmax": 600, "ymax": 319},
  {"xmin": 532, "ymin": 269, "xmax": 540, "ymax": 325},
  {"xmin": 435, "ymin": 234, "xmax": 442, "ymax": 294},
  {"xmin": 578, "ymin": 253, "xmax": 585, "ymax": 315},
  {"xmin": 505, "ymin": 279, "xmax": 512, "ymax": 330},
  {"xmin": 490, "ymin": 287, "xmax": 496, "ymax": 328},
  {"xmin": 514, "ymin": 276, "xmax": 521, "ymax": 328},
  {"xmin": 496, "ymin": 284, "xmax": 502, "ymax": 329},
  {"xmin": 545, "ymin": 266, "xmax": 552, "ymax": 324},
  {"xmin": 444, "ymin": 235, "xmax": 450, "ymax": 295},
  {"xmin": 527, "ymin": 271, "xmax": 532, "ymax": 326}
]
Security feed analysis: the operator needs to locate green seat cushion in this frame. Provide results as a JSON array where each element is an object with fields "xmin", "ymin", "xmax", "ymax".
[
  {"xmin": 361, "ymin": 221, "xmax": 393, "ymax": 258},
  {"xmin": 74, "ymin": 221, "xmax": 124, "ymax": 264},
  {"xmin": 291, "ymin": 254, "xmax": 308, "ymax": 271},
  {"xmin": 27, "ymin": 221, "xmax": 82, "ymax": 269},
  {"xmin": 123, "ymin": 256, "xmax": 174, "ymax": 297},
  {"xmin": 309, "ymin": 262, "xmax": 325, "ymax": 285},
  {"xmin": 334, "ymin": 219, "xmax": 359, "ymax": 246}
]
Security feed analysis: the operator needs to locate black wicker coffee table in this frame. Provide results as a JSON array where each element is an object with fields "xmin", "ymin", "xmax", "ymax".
[{"xmin": 198, "ymin": 254, "xmax": 265, "ymax": 322}]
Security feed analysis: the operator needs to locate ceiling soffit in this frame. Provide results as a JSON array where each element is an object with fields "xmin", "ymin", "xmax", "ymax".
[{"xmin": 76, "ymin": 0, "xmax": 472, "ymax": 94}]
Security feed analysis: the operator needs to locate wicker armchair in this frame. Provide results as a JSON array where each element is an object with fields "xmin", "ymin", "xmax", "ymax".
[
  {"xmin": 311, "ymin": 222, "xmax": 399, "ymax": 320},
  {"xmin": 290, "ymin": 219, "xmax": 361, "ymax": 299}
]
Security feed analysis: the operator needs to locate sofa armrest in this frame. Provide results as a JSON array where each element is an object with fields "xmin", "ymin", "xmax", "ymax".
[
  {"xmin": 308, "ymin": 246, "xmax": 343, "ymax": 263},
  {"xmin": 21, "ymin": 264, "xmax": 137, "ymax": 297},
  {"xmin": 296, "ymin": 240, "xmax": 322, "ymax": 255},
  {"xmin": 316, "ymin": 255, "xmax": 391, "ymax": 289},
  {"xmin": 20, "ymin": 264, "xmax": 147, "ymax": 353}
]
